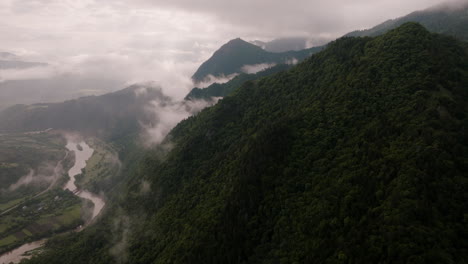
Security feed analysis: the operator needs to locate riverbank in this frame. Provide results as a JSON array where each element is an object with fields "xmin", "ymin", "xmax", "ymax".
[{"xmin": 0, "ymin": 140, "xmax": 106, "ymax": 264}]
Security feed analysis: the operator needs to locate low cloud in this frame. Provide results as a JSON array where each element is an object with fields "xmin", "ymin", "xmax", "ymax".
[
  {"xmin": 285, "ymin": 58, "xmax": 298, "ymax": 65},
  {"xmin": 140, "ymin": 180, "xmax": 151, "ymax": 195},
  {"xmin": 241, "ymin": 63, "xmax": 276, "ymax": 74},
  {"xmin": 195, "ymin": 73, "xmax": 238, "ymax": 88},
  {"xmin": 7, "ymin": 161, "xmax": 64, "ymax": 192},
  {"xmin": 0, "ymin": 65, "xmax": 56, "ymax": 82},
  {"xmin": 139, "ymin": 85, "xmax": 219, "ymax": 146},
  {"xmin": 109, "ymin": 213, "xmax": 131, "ymax": 264}
]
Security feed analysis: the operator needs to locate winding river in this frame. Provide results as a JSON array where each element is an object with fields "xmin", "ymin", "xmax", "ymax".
[
  {"xmin": 0, "ymin": 140, "xmax": 105, "ymax": 264},
  {"xmin": 64, "ymin": 141, "xmax": 105, "ymax": 220}
]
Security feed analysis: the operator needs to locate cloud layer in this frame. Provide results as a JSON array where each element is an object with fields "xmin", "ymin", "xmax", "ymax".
[{"xmin": 0, "ymin": 0, "xmax": 454, "ymax": 84}]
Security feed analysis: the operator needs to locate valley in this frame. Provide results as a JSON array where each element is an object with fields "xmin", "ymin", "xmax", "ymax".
[{"xmin": 0, "ymin": 136, "xmax": 112, "ymax": 263}]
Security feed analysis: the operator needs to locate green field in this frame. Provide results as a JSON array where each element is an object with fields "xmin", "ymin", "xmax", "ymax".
[
  {"xmin": 0, "ymin": 197, "xmax": 28, "ymax": 212},
  {"xmin": 0, "ymin": 189, "xmax": 83, "ymax": 254},
  {"xmin": 0, "ymin": 132, "xmax": 72, "ymax": 207}
]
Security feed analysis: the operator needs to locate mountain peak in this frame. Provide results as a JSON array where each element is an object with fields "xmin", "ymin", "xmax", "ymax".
[
  {"xmin": 191, "ymin": 38, "xmax": 269, "ymax": 83},
  {"xmin": 217, "ymin": 38, "xmax": 263, "ymax": 53},
  {"xmin": 191, "ymin": 37, "xmax": 321, "ymax": 84}
]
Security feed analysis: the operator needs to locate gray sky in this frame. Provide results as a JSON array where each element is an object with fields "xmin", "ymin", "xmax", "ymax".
[{"xmin": 0, "ymin": 0, "xmax": 456, "ymax": 98}]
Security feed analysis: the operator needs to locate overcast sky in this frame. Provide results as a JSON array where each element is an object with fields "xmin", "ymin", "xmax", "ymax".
[{"xmin": 0, "ymin": 0, "xmax": 456, "ymax": 98}]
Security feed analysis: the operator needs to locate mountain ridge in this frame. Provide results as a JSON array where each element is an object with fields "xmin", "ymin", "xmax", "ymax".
[{"xmin": 346, "ymin": 2, "xmax": 468, "ymax": 40}]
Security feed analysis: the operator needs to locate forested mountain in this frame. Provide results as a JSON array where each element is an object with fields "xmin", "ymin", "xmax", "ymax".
[
  {"xmin": 191, "ymin": 38, "xmax": 323, "ymax": 83},
  {"xmin": 346, "ymin": 2, "xmax": 468, "ymax": 41},
  {"xmin": 26, "ymin": 23, "xmax": 468, "ymax": 263},
  {"xmin": 189, "ymin": 3, "xmax": 468, "ymax": 101},
  {"xmin": 0, "ymin": 85, "xmax": 167, "ymax": 139}
]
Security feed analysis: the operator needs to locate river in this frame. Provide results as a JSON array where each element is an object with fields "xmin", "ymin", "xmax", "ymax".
[
  {"xmin": 0, "ymin": 140, "xmax": 105, "ymax": 264},
  {"xmin": 64, "ymin": 141, "xmax": 105, "ymax": 220}
]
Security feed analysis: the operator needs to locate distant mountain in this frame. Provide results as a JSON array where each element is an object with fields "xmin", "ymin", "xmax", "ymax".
[
  {"xmin": 191, "ymin": 38, "xmax": 323, "ymax": 83},
  {"xmin": 346, "ymin": 2, "xmax": 468, "ymax": 41},
  {"xmin": 0, "ymin": 76, "xmax": 122, "ymax": 111},
  {"xmin": 190, "ymin": 3, "xmax": 468, "ymax": 99},
  {"xmin": 0, "ymin": 85, "xmax": 168, "ymax": 139}
]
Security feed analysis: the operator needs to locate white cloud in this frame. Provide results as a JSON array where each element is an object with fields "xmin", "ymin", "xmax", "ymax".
[
  {"xmin": 241, "ymin": 63, "xmax": 276, "ymax": 74},
  {"xmin": 140, "ymin": 87, "xmax": 219, "ymax": 146},
  {"xmin": 195, "ymin": 73, "xmax": 239, "ymax": 88},
  {"xmin": 0, "ymin": 65, "xmax": 56, "ymax": 82}
]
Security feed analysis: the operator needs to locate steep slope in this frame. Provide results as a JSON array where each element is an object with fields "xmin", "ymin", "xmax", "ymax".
[
  {"xmin": 346, "ymin": 2, "xmax": 468, "ymax": 41},
  {"xmin": 191, "ymin": 38, "xmax": 323, "ymax": 83},
  {"xmin": 27, "ymin": 23, "xmax": 468, "ymax": 263},
  {"xmin": 0, "ymin": 85, "xmax": 167, "ymax": 139}
]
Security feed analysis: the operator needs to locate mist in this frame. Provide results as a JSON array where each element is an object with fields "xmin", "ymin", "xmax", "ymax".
[
  {"xmin": 195, "ymin": 74, "xmax": 239, "ymax": 88},
  {"xmin": 139, "ymin": 85, "xmax": 220, "ymax": 146},
  {"xmin": 241, "ymin": 63, "xmax": 276, "ymax": 74},
  {"xmin": 5, "ymin": 161, "xmax": 64, "ymax": 192}
]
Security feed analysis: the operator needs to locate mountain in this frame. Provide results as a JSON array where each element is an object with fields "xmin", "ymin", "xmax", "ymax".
[
  {"xmin": 346, "ymin": 2, "xmax": 468, "ymax": 41},
  {"xmin": 189, "ymin": 2, "xmax": 468, "ymax": 101},
  {"xmin": 26, "ymin": 23, "xmax": 468, "ymax": 263},
  {"xmin": 0, "ymin": 76, "xmax": 122, "ymax": 110},
  {"xmin": 191, "ymin": 38, "xmax": 323, "ymax": 83},
  {"xmin": 0, "ymin": 85, "xmax": 168, "ymax": 140}
]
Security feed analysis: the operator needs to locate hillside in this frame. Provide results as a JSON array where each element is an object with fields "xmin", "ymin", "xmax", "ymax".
[
  {"xmin": 26, "ymin": 23, "xmax": 468, "ymax": 263},
  {"xmin": 346, "ymin": 2, "xmax": 468, "ymax": 41},
  {"xmin": 0, "ymin": 85, "xmax": 168, "ymax": 140},
  {"xmin": 191, "ymin": 38, "xmax": 323, "ymax": 83}
]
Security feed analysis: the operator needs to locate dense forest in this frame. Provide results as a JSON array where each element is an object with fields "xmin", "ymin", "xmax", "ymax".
[{"xmin": 25, "ymin": 23, "xmax": 468, "ymax": 263}]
